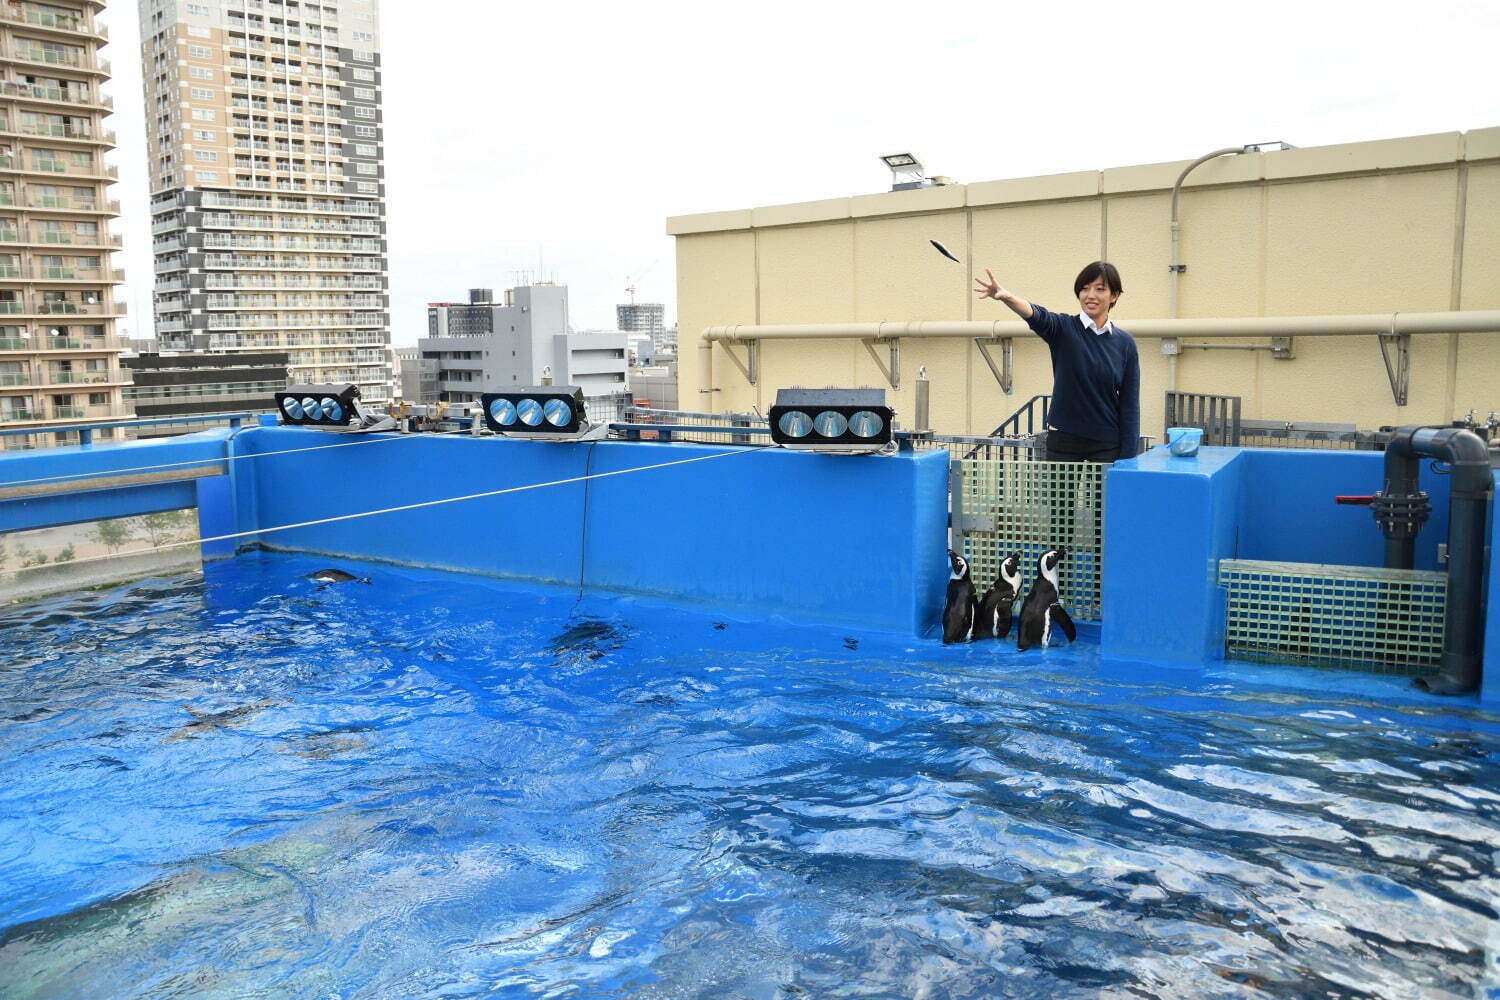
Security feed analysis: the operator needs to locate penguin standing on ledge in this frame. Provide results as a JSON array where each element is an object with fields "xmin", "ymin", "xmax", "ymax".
[
  {"xmin": 942, "ymin": 549, "xmax": 977, "ymax": 644},
  {"xmin": 1018, "ymin": 547, "xmax": 1077, "ymax": 651},
  {"xmin": 974, "ymin": 552, "xmax": 1022, "ymax": 640}
]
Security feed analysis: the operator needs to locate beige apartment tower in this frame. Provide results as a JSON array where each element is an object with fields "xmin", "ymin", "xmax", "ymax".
[
  {"xmin": 140, "ymin": 0, "xmax": 389, "ymax": 402},
  {"xmin": 0, "ymin": 0, "xmax": 128, "ymax": 448}
]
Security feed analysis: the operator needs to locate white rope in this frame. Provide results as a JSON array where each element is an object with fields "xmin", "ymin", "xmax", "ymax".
[
  {"xmin": 0, "ymin": 426, "xmax": 472, "ymax": 489},
  {"xmin": 23, "ymin": 446, "xmax": 765, "ymax": 578}
]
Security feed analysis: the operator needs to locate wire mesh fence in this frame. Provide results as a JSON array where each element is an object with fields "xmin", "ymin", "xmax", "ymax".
[
  {"xmin": 955, "ymin": 457, "xmax": 1105, "ymax": 621},
  {"xmin": 1218, "ymin": 558, "xmax": 1446, "ymax": 674}
]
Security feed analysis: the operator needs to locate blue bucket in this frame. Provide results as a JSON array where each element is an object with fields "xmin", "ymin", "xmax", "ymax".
[{"xmin": 1166, "ymin": 427, "xmax": 1203, "ymax": 457}]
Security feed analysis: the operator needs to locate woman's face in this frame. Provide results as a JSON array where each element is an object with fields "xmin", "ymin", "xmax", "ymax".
[{"xmin": 1077, "ymin": 276, "xmax": 1118, "ymax": 322}]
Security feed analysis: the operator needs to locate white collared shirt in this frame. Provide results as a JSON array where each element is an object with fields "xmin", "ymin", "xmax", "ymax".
[{"xmin": 1078, "ymin": 312, "xmax": 1114, "ymax": 336}]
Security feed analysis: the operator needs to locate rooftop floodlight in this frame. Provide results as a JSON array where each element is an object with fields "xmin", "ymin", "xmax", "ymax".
[
  {"xmin": 881, "ymin": 152, "xmax": 925, "ymax": 191},
  {"xmin": 1242, "ymin": 140, "xmax": 1296, "ymax": 153},
  {"xmin": 480, "ymin": 386, "xmax": 605, "ymax": 441},
  {"xmin": 769, "ymin": 388, "xmax": 895, "ymax": 455},
  {"xmin": 275, "ymin": 383, "xmax": 396, "ymax": 432}
]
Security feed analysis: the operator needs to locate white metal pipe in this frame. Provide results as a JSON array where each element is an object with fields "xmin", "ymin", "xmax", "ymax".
[
  {"xmin": 1169, "ymin": 145, "xmax": 1250, "ymax": 392},
  {"xmin": 702, "ymin": 310, "xmax": 1500, "ymax": 344}
]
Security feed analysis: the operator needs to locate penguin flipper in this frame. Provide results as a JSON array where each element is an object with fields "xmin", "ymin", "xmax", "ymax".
[
  {"xmin": 997, "ymin": 608, "xmax": 1013, "ymax": 639},
  {"xmin": 1050, "ymin": 604, "xmax": 1077, "ymax": 643}
]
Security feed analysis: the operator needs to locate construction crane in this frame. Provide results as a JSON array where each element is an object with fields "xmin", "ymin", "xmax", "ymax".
[{"xmin": 624, "ymin": 258, "xmax": 659, "ymax": 305}]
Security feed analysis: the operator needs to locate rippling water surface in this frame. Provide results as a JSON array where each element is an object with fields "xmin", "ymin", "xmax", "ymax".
[{"xmin": 1, "ymin": 552, "xmax": 1498, "ymax": 999}]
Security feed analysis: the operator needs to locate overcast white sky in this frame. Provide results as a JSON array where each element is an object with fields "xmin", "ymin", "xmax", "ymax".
[{"xmin": 99, "ymin": 0, "xmax": 1498, "ymax": 347}]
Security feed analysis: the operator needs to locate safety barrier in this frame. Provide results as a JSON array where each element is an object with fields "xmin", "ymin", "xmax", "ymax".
[{"xmin": 953, "ymin": 456, "xmax": 1105, "ymax": 621}]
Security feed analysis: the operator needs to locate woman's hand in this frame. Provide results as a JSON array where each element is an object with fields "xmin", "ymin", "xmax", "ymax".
[
  {"xmin": 974, "ymin": 269, "xmax": 1009, "ymax": 301},
  {"xmin": 974, "ymin": 269, "xmax": 1034, "ymax": 319}
]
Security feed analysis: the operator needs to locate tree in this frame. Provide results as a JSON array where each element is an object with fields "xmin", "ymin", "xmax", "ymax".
[
  {"xmin": 93, "ymin": 518, "xmax": 131, "ymax": 554},
  {"xmin": 133, "ymin": 510, "xmax": 188, "ymax": 548}
]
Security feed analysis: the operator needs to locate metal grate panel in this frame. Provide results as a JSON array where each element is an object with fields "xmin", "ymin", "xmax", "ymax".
[
  {"xmin": 956, "ymin": 457, "xmax": 1105, "ymax": 620},
  {"xmin": 1218, "ymin": 559, "xmax": 1446, "ymax": 674}
]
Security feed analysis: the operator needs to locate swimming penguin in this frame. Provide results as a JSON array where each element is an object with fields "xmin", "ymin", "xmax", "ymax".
[
  {"xmin": 1017, "ymin": 547, "xmax": 1077, "ymax": 651},
  {"xmin": 942, "ymin": 549, "xmax": 977, "ymax": 644},
  {"xmin": 973, "ymin": 552, "xmax": 1022, "ymax": 640},
  {"xmin": 305, "ymin": 568, "xmax": 371, "ymax": 587}
]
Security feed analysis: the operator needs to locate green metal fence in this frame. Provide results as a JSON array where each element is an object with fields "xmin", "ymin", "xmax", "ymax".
[
  {"xmin": 954, "ymin": 457, "xmax": 1105, "ymax": 621},
  {"xmin": 1218, "ymin": 559, "xmax": 1446, "ymax": 674}
]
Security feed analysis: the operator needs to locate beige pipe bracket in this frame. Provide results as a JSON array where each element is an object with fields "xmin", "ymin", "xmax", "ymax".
[
  {"xmin": 861, "ymin": 337, "xmax": 900, "ymax": 389},
  {"xmin": 1379, "ymin": 322, "xmax": 1411, "ymax": 406},
  {"xmin": 718, "ymin": 339, "xmax": 758, "ymax": 386},
  {"xmin": 973, "ymin": 337, "xmax": 1014, "ymax": 394}
]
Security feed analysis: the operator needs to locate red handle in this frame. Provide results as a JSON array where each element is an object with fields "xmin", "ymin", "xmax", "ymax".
[{"xmin": 1335, "ymin": 495, "xmax": 1375, "ymax": 506}]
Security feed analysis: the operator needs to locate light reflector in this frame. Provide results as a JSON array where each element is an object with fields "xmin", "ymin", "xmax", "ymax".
[
  {"xmin": 275, "ymin": 383, "xmax": 362, "ymax": 429},
  {"xmin": 480, "ymin": 386, "xmax": 591, "ymax": 439},
  {"xmin": 769, "ymin": 388, "xmax": 895, "ymax": 454}
]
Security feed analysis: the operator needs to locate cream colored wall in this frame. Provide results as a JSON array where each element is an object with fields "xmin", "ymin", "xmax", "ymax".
[{"xmin": 671, "ymin": 128, "xmax": 1500, "ymax": 439}]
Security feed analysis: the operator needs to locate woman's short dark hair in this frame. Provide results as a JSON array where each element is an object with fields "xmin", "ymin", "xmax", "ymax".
[{"xmin": 1074, "ymin": 261, "xmax": 1123, "ymax": 299}]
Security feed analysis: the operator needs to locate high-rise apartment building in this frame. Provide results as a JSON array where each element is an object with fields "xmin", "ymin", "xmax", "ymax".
[
  {"xmin": 139, "ymin": 0, "xmax": 390, "ymax": 406},
  {"xmin": 616, "ymin": 301, "xmax": 662, "ymax": 342},
  {"xmin": 0, "ymin": 0, "xmax": 129, "ymax": 449}
]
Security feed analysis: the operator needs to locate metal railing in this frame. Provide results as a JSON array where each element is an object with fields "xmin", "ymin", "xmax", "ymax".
[
  {"xmin": 1237, "ymin": 419, "xmax": 1379, "ymax": 450},
  {"xmin": 618, "ymin": 406, "xmax": 766, "ymax": 445},
  {"xmin": 0, "ymin": 411, "xmax": 254, "ymax": 448},
  {"xmin": 987, "ymin": 394, "xmax": 1051, "ymax": 438},
  {"xmin": 1164, "ymin": 390, "xmax": 1242, "ymax": 446}
]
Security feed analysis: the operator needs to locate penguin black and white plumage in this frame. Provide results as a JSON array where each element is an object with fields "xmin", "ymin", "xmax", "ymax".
[
  {"xmin": 973, "ymin": 552, "xmax": 1022, "ymax": 640},
  {"xmin": 1017, "ymin": 547, "xmax": 1077, "ymax": 651},
  {"xmin": 942, "ymin": 549, "xmax": 977, "ymax": 644}
]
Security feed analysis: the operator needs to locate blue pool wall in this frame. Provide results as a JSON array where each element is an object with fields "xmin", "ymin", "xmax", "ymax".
[
  {"xmin": 2, "ymin": 428, "xmax": 1495, "ymax": 702},
  {"xmin": 232, "ymin": 427, "xmax": 950, "ymax": 635},
  {"xmin": 0, "ymin": 428, "xmax": 239, "ymax": 559},
  {"xmin": 1102, "ymin": 446, "xmax": 1495, "ymax": 705}
]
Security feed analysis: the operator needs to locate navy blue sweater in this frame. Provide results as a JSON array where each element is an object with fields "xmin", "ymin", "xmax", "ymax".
[{"xmin": 1026, "ymin": 303, "xmax": 1140, "ymax": 457}]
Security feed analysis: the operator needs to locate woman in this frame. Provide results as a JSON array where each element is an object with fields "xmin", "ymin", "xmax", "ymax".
[{"xmin": 974, "ymin": 261, "xmax": 1140, "ymax": 462}]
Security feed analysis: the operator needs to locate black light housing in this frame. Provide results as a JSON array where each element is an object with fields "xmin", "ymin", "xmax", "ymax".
[
  {"xmin": 276, "ymin": 383, "xmax": 363, "ymax": 428},
  {"xmin": 769, "ymin": 388, "xmax": 895, "ymax": 454},
  {"xmin": 480, "ymin": 386, "xmax": 598, "ymax": 440}
]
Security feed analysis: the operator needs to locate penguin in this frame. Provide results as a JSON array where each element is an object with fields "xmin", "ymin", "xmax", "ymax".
[
  {"xmin": 305, "ymin": 568, "xmax": 371, "ymax": 588},
  {"xmin": 942, "ymin": 549, "xmax": 977, "ymax": 644},
  {"xmin": 1017, "ymin": 547, "xmax": 1077, "ymax": 651},
  {"xmin": 973, "ymin": 552, "xmax": 1022, "ymax": 640}
]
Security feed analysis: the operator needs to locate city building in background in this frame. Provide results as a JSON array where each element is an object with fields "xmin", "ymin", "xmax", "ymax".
[
  {"xmin": 629, "ymin": 361, "xmax": 676, "ymax": 409},
  {"xmin": 0, "ymin": 0, "xmax": 129, "ymax": 449},
  {"xmin": 616, "ymin": 300, "xmax": 669, "ymax": 357},
  {"xmin": 417, "ymin": 283, "xmax": 629, "ymax": 417},
  {"xmin": 121, "ymin": 343, "xmax": 286, "ymax": 436},
  {"xmin": 394, "ymin": 343, "xmax": 431, "ymax": 403},
  {"xmin": 426, "ymin": 287, "xmax": 494, "ymax": 338},
  {"xmin": 139, "ymin": 0, "xmax": 391, "ymax": 406}
]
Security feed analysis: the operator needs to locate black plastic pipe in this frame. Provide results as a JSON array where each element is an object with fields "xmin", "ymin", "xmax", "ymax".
[
  {"xmin": 1373, "ymin": 443, "xmax": 1429, "ymax": 570},
  {"xmin": 1381, "ymin": 426, "xmax": 1493, "ymax": 694}
]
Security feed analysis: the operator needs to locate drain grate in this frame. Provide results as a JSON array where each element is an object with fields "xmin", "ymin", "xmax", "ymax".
[{"xmin": 1218, "ymin": 559, "xmax": 1446, "ymax": 674}]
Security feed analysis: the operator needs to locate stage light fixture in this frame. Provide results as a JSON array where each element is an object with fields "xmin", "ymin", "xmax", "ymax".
[
  {"xmin": 275, "ymin": 383, "xmax": 395, "ymax": 432},
  {"xmin": 768, "ymin": 388, "xmax": 895, "ymax": 454},
  {"xmin": 480, "ymin": 386, "xmax": 604, "ymax": 441}
]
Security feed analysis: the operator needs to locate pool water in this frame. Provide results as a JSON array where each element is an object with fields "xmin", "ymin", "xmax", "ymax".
[{"xmin": 1, "ymin": 551, "xmax": 1498, "ymax": 999}]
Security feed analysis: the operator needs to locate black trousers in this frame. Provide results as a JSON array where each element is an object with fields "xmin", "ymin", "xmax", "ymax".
[{"xmin": 1045, "ymin": 429, "xmax": 1121, "ymax": 463}]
